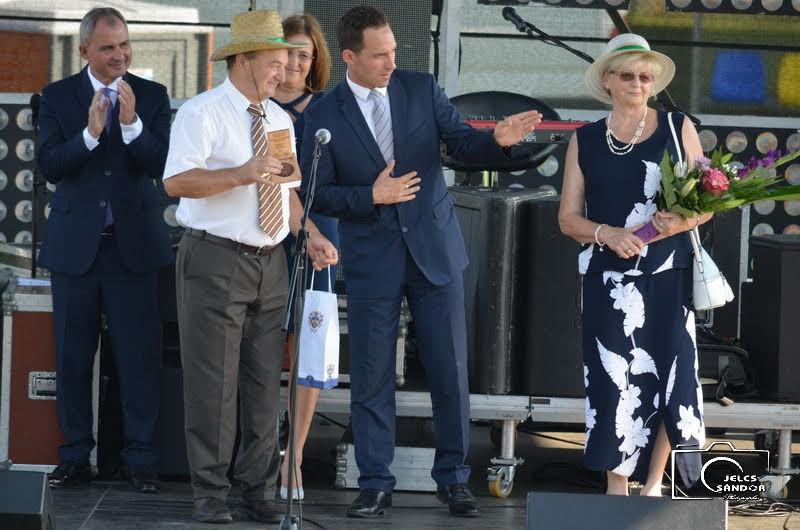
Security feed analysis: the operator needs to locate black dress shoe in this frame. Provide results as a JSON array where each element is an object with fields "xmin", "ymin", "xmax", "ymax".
[
  {"xmin": 193, "ymin": 497, "xmax": 232, "ymax": 524},
  {"xmin": 235, "ymin": 499, "xmax": 283, "ymax": 523},
  {"xmin": 437, "ymin": 483, "xmax": 480, "ymax": 517},
  {"xmin": 346, "ymin": 489, "xmax": 392, "ymax": 518},
  {"xmin": 127, "ymin": 465, "xmax": 159, "ymax": 493},
  {"xmin": 48, "ymin": 461, "xmax": 91, "ymax": 489}
]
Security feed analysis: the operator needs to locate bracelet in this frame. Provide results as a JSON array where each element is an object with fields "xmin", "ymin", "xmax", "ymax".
[{"xmin": 594, "ymin": 223, "xmax": 606, "ymax": 251}]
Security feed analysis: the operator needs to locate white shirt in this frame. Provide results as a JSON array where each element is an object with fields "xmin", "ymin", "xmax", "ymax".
[
  {"xmin": 82, "ymin": 67, "xmax": 143, "ymax": 149},
  {"xmin": 346, "ymin": 72, "xmax": 391, "ymax": 141},
  {"xmin": 163, "ymin": 77, "xmax": 299, "ymax": 247}
]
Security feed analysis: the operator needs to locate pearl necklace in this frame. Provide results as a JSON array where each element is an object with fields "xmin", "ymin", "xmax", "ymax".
[{"xmin": 605, "ymin": 110, "xmax": 647, "ymax": 156}]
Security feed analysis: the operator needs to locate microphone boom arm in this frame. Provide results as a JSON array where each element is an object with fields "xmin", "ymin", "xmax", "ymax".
[{"xmin": 502, "ymin": 7, "xmax": 700, "ymax": 125}]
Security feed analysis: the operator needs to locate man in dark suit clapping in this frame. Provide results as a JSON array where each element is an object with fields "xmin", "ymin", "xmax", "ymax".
[{"xmin": 36, "ymin": 6, "xmax": 173, "ymax": 493}]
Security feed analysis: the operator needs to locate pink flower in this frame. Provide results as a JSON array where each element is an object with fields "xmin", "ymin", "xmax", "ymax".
[{"xmin": 702, "ymin": 168, "xmax": 729, "ymax": 195}]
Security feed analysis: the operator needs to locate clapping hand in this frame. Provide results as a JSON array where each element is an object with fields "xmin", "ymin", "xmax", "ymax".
[
  {"xmin": 117, "ymin": 79, "xmax": 137, "ymax": 125},
  {"xmin": 87, "ymin": 89, "xmax": 110, "ymax": 139}
]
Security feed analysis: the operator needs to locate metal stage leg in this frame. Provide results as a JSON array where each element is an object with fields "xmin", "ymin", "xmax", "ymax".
[
  {"xmin": 760, "ymin": 428, "xmax": 798, "ymax": 499},
  {"xmin": 487, "ymin": 419, "xmax": 524, "ymax": 498}
]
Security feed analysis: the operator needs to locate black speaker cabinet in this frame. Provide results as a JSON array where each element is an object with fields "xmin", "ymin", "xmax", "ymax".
[
  {"xmin": 451, "ymin": 186, "xmax": 556, "ymax": 394},
  {"xmin": 0, "ymin": 470, "xmax": 56, "ymax": 530},
  {"xmin": 741, "ymin": 234, "xmax": 800, "ymax": 402},
  {"xmin": 703, "ymin": 208, "xmax": 745, "ymax": 338},
  {"xmin": 526, "ymin": 491, "xmax": 727, "ymax": 530},
  {"xmin": 521, "ymin": 197, "xmax": 583, "ymax": 397}
]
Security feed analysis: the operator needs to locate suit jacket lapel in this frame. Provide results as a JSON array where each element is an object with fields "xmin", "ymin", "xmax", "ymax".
[
  {"xmin": 338, "ymin": 83, "xmax": 386, "ymax": 170},
  {"xmin": 388, "ymin": 77, "xmax": 407, "ymax": 165},
  {"xmin": 76, "ymin": 67, "xmax": 95, "ymax": 113}
]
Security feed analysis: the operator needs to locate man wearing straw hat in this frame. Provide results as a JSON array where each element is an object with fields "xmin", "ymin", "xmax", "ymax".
[{"xmin": 162, "ymin": 9, "xmax": 338, "ymax": 524}]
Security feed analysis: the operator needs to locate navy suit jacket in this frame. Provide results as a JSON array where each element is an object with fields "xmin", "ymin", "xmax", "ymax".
[
  {"xmin": 300, "ymin": 70, "xmax": 509, "ymax": 296},
  {"xmin": 36, "ymin": 67, "xmax": 174, "ymax": 275}
]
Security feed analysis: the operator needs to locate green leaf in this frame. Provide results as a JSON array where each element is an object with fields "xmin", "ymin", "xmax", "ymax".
[{"xmin": 659, "ymin": 150, "xmax": 678, "ymax": 209}]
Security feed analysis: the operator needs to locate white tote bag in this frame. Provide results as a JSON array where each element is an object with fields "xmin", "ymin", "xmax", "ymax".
[
  {"xmin": 667, "ymin": 113, "xmax": 735, "ymax": 311},
  {"xmin": 297, "ymin": 268, "xmax": 340, "ymax": 389}
]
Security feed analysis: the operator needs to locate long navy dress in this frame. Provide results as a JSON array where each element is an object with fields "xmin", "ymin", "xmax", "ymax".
[
  {"xmin": 273, "ymin": 91, "xmax": 339, "ymax": 331},
  {"xmin": 577, "ymin": 111, "xmax": 705, "ymax": 483}
]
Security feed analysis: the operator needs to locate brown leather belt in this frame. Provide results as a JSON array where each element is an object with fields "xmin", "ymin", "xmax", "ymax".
[{"xmin": 185, "ymin": 228, "xmax": 278, "ymax": 257}]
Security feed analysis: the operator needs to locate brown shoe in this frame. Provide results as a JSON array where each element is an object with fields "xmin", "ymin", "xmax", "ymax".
[
  {"xmin": 235, "ymin": 499, "xmax": 283, "ymax": 524},
  {"xmin": 193, "ymin": 497, "xmax": 232, "ymax": 524}
]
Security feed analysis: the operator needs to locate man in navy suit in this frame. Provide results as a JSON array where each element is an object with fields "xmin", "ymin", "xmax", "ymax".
[
  {"xmin": 36, "ymin": 7, "xmax": 173, "ymax": 493},
  {"xmin": 300, "ymin": 5, "xmax": 541, "ymax": 518}
]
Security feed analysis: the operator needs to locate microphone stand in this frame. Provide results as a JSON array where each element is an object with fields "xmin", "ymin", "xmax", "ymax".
[
  {"xmin": 279, "ymin": 137, "xmax": 323, "ymax": 530},
  {"xmin": 29, "ymin": 93, "xmax": 43, "ymax": 278},
  {"xmin": 504, "ymin": 10, "xmax": 701, "ymax": 125}
]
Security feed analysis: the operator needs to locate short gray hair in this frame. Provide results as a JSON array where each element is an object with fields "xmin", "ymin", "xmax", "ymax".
[{"xmin": 79, "ymin": 7, "xmax": 127, "ymax": 47}]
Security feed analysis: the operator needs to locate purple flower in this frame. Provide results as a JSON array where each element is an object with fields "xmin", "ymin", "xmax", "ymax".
[
  {"xmin": 696, "ymin": 156, "xmax": 711, "ymax": 171},
  {"xmin": 761, "ymin": 149, "xmax": 782, "ymax": 167},
  {"xmin": 738, "ymin": 156, "xmax": 761, "ymax": 179}
]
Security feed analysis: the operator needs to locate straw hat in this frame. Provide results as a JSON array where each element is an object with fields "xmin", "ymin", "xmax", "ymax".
[
  {"xmin": 210, "ymin": 10, "xmax": 304, "ymax": 62},
  {"xmin": 584, "ymin": 33, "xmax": 675, "ymax": 105}
]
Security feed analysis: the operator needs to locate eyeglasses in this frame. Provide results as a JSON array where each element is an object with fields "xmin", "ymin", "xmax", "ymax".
[
  {"xmin": 610, "ymin": 71, "xmax": 654, "ymax": 84},
  {"xmin": 288, "ymin": 50, "xmax": 314, "ymax": 63}
]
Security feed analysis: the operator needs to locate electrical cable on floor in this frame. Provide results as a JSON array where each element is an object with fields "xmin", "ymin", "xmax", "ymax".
[{"xmin": 523, "ymin": 431, "xmax": 587, "ymax": 448}]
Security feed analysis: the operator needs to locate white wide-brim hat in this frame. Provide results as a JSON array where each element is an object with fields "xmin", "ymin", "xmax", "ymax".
[{"xmin": 584, "ymin": 33, "xmax": 675, "ymax": 105}]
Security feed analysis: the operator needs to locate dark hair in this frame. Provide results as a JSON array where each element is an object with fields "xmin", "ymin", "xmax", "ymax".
[
  {"xmin": 336, "ymin": 6, "xmax": 388, "ymax": 53},
  {"xmin": 79, "ymin": 7, "xmax": 127, "ymax": 47},
  {"xmin": 283, "ymin": 14, "xmax": 331, "ymax": 92}
]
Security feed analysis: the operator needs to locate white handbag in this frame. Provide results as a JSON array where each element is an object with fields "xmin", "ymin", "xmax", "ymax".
[
  {"xmin": 667, "ymin": 112, "xmax": 735, "ymax": 311},
  {"xmin": 297, "ymin": 268, "xmax": 340, "ymax": 389}
]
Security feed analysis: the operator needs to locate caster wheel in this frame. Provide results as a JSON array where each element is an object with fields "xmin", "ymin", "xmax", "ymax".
[{"xmin": 488, "ymin": 467, "xmax": 514, "ymax": 498}]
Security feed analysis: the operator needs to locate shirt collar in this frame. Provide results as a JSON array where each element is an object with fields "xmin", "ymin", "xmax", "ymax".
[
  {"xmin": 223, "ymin": 76, "xmax": 273, "ymax": 116},
  {"xmin": 346, "ymin": 71, "xmax": 387, "ymax": 102},
  {"xmin": 87, "ymin": 67, "xmax": 121, "ymax": 93}
]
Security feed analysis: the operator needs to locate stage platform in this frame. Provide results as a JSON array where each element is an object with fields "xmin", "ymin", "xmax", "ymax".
[{"xmin": 47, "ymin": 419, "xmax": 800, "ymax": 529}]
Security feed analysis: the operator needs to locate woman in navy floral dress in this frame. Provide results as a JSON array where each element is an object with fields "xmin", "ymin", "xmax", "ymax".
[{"xmin": 559, "ymin": 34, "xmax": 712, "ymax": 496}]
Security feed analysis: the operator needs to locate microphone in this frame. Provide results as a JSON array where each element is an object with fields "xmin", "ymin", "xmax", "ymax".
[
  {"xmin": 30, "ymin": 93, "xmax": 41, "ymax": 128},
  {"xmin": 314, "ymin": 128, "xmax": 331, "ymax": 145},
  {"xmin": 502, "ymin": 7, "xmax": 529, "ymax": 33}
]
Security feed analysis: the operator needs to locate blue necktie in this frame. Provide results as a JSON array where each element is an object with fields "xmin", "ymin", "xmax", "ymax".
[
  {"xmin": 369, "ymin": 90, "xmax": 393, "ymax": 163},
  {"xmin": 102, "ymin": 87, "xmax": 116, "ymax": 227},
  {"xmin": 103, "ymin": 87, "xmax": 117, "ymax": 135}
]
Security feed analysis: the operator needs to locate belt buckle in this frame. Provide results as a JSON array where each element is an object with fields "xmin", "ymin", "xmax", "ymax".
[{"xmin": 255, "ymin": 245, "xmax": 272, "ymax": 256}]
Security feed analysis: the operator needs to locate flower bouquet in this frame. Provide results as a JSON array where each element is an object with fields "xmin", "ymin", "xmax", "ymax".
[{"xmin": 633, "ymin": 147, "xmax": 800, "ymax": 243}]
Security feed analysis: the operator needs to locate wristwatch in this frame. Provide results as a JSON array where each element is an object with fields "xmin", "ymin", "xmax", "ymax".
[{"xmin": 121, "ymin": 113, "xmax": 138, "ymax": 126}]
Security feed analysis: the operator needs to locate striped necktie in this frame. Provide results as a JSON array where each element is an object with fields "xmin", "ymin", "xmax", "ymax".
[
  {"xmin": 369, "ymin": 89, "xmax": 393, "ymax": 163},
  {"xmin": 247, "ymin": 103, "xmax": 284, "ymax": 239}
]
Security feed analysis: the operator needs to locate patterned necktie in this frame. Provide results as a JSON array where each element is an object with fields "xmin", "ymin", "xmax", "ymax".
[
  {"xmin": 247, "ymin": 103, "xmax": 284, "ymax": 239},
  {"xmin": 369, "ymin": 90, "xmax": 393, "ymax": 163}
]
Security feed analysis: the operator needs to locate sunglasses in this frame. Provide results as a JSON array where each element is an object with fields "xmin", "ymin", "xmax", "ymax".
[{"xmin": 610, "ymin": 71, "xmax": 654, "ymax": 84}]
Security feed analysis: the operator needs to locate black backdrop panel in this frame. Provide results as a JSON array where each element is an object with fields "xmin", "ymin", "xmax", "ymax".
[{"xmin": 303, "ymin": 0, "xmax": 432, "ymax": 88}]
